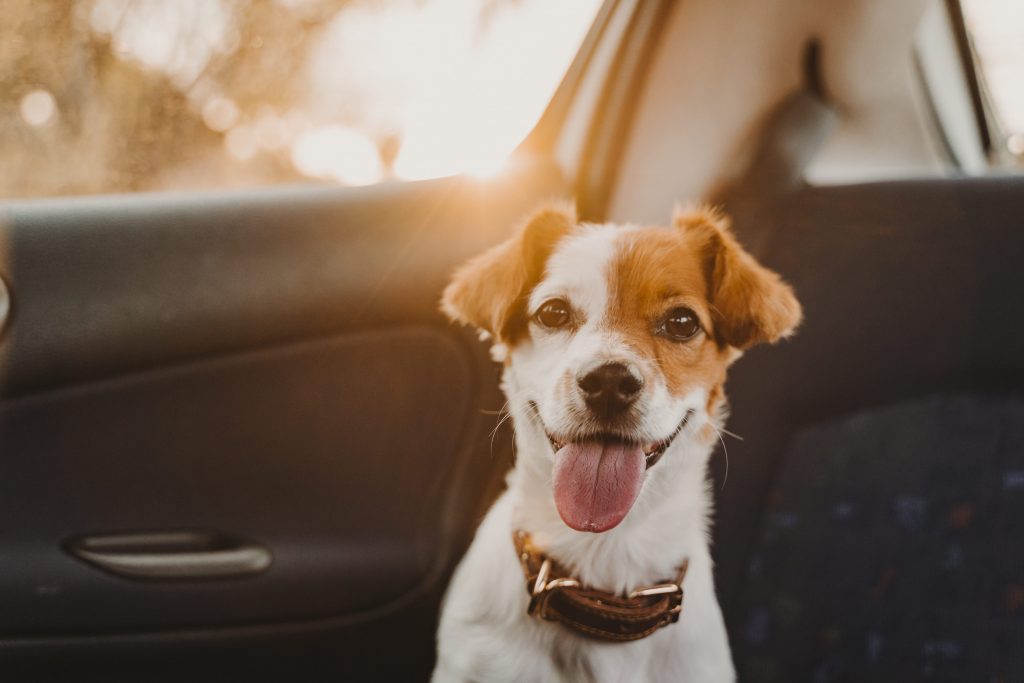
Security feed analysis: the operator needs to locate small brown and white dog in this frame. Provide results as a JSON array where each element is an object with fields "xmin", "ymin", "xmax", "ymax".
[{"xmin": 433, "ymin": 204, "xmax": 801, "ymax": 682}]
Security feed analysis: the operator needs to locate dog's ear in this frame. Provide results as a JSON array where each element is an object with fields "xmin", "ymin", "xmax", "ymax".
[
  {"xmin": 442, "ymin": 204, "xmax": 576, "ymax": 343},
  {"xmin": 674, "ymin": 205, "xmax": 802, "ymax": 350}
]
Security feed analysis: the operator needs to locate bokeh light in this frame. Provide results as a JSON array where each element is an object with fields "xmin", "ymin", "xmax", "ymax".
[{"xmin": 20, "ymin": 90, "xmax": 58, "ymax": 127}]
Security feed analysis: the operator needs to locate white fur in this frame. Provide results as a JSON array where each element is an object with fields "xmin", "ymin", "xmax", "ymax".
[{"xmin": 434, "ymin": 227, "xmax": 735, "ymax": 682}]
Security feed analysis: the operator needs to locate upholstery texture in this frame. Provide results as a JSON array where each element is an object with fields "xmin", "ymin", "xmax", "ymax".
[{"xmin": 739, "ymin": 394, "xmax": 1024, "ymax": 682}]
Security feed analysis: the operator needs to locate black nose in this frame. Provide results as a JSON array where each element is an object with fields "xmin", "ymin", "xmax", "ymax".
[{"xmin": 578, "ymin": 362, "xmax": 643, "ymax": 418}]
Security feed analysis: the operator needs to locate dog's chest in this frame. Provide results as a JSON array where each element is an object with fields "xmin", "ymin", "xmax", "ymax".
[{"xmin": 543, "ymin": 626, "xmax": 683, "ymax": 683}]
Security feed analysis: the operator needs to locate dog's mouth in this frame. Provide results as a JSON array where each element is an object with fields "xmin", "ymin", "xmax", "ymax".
[
  {"xmin": 545, "ymin": 415, "xmax": 690, "ymax": 472},
  {"xmin": 528, "ymin": 402, "xmax": 691, "ymax": 534}
]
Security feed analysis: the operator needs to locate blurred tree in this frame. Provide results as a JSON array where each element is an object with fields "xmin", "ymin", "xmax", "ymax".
[
  {"xmin": 0, "ymin": 0, "xmax": 543, "ymax": 199},
  {"xmin": 2, "ymin": 0, "xmax": 217, "ymax": 196},
  {"xmin": 1, "ymin": 0, "xmax": 354, "ymax": 197}
]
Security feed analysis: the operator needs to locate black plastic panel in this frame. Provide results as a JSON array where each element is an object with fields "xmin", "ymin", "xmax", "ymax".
[
  {"xmin": 0, "ymin": 326, "xmax": 474, "ymax": 635},
  {"xmin": 0, "ymin": 166, "xmax": 565, "ymax": 398}
]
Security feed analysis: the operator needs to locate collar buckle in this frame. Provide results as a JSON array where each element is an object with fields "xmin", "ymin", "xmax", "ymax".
[
  {"xmin": 514, "ymin": 530, "xmax": 689, "ymax": 639},
  {"xmin": 527, "ymin": 558, "xmax": 582, "ymax": 616}
]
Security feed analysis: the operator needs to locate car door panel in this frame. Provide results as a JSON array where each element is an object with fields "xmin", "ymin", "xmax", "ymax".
[
  {"xmin": 0, "ymin": 166, "xmax": 563, "ymax": 396},
  {"xmin": 0, "ymin": 161, "xmax": 569, "ymax": 680},
  {"xmin": 0, "ymin": 327, "xmax": 472, "ymax": 634}
]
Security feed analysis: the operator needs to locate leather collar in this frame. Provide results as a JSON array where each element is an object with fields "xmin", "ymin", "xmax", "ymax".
[{"xmin": 513, "ymin": 530, "xmax": 688, "ymax": 642}]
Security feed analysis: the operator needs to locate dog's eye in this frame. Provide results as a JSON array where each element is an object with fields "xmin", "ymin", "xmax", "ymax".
[
  {"xmin": 534, "ymin": 299, "xmax": 571, "ymax": 329},
  {"xmin": 661, "ymin": 307, "xmax": 701, "ymax": 341}
]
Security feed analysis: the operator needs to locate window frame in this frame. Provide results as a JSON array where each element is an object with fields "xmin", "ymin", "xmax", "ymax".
[{"xmin": 945, "ymin": 0, "xmax": 995, "ymax": 157}]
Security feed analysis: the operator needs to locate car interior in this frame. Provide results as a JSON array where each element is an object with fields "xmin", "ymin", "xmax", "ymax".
[{"xmin": 1, "ymin": 0, "xmax": 1021, "ymax": 681}]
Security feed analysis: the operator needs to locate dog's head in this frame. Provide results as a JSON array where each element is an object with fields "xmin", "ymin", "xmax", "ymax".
[{"xmin": 443, "ymin": 204, "xmax": 801, "ymax": 533}]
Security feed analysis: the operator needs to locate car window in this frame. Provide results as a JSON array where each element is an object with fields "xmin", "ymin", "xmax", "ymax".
[
  {"xmin": 2, "ymin": 0, "xmax": 602, "ymax": 199},
  {"xmin": 959, "ymin": 0, "xmax": 1024, "ymax": 163}
]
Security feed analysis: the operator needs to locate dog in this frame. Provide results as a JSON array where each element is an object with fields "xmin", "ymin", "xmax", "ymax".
[{"xmin": 433, "ymin": 203, "xmax": 801, "ymax": 682}]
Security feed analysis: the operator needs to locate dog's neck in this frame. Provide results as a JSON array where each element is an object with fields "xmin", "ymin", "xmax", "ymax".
[{"xmin": 504, "ymin": 398, "xmax": 719, "ymax": 597}]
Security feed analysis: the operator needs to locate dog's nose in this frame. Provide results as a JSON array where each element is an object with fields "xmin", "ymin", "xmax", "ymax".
[{"xmin": 578, "ymin": 362, "xmax": 643, "ymax": 418}]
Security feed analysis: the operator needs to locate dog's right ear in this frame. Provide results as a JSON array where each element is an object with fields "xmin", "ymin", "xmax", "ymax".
[{"xmin": 442, "ymin": 205, "xmax": 576, "ymax": 344}]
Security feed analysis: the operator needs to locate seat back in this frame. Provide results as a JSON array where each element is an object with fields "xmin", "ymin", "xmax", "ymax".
[{"xmin": 717, "ymin": 178, "xmax": 1024, "ymax": 681}]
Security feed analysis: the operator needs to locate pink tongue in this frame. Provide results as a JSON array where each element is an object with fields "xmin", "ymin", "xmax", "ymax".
[{"xmin": 552, "ymin": 441, "xmax": 646, "ymax": 533}]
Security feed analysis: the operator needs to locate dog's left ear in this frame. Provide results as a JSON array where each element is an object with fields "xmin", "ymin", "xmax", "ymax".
[
  {"xmin": 675, "ymin": 206, "xmax": 802, "ymax": 350},
  {"xmin": 442, "ymin": 204, "xmax": 576, "ymax": 343}
]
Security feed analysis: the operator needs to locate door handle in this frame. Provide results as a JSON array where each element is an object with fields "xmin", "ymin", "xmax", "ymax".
[
  {"xmin": 0, "ymin": 275, "xmax": 9, "ymax": 338},
  {"xmin": 65, "ymin": 530, "xmax": 272, "ymax": 580}
]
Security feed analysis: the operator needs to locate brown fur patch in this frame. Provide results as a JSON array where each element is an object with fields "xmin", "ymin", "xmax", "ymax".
[
  {"xmin": 607, "ymin": 205, "xmax": 801, "ymax": 399},
  {"xmin": 674, "ymin": 206, "xmax": 802, "ymax": 349},
  {"xmin": 441, "ymin": 204, "xmax": 576, "ymax": 343},
  {"xmin": 607, "ymin": 226, "xmax": 732, "ymax": 399},
  {"xmin": 705, "ymin": 382, "xmax": 726, "ymax": 416}
]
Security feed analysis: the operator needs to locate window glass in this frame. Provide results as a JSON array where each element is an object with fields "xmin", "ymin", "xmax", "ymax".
[
  {"xmin": 2, "ymin": 0, "xmax": 602, "ymax": 199},
  {"xmin": 959, "ymin": 0, "xmax": 1024, "ymax": 161}
]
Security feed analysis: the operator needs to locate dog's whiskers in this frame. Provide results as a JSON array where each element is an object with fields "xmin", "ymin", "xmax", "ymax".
[
  {"xmin": 717, "ymin": 426, "xmax": 744, "ymax": 441},
  {"xmin": 488, "ymin": 401, "xmax": 513, "ymax": 458},
  {"xmin": 701, "ymin": 414, "xmax": 730, "ymax": 491}
]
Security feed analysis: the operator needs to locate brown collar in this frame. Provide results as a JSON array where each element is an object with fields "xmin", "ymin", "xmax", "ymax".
[{"xmin": 513, "ymin": 530, "xmax": 688, "ymax": 642}]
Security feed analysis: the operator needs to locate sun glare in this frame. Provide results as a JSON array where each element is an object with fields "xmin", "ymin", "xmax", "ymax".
[
  {"xmin": 291, "ymin": 125, "xmax": 384, "ymax": 186},
  {"xmin": 6, "ymin": 0, "xmax": 601, "ymax": 197},
  {"xmin": 303, "ymin": 0, "xmax": 601, "ymax": 184}
]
